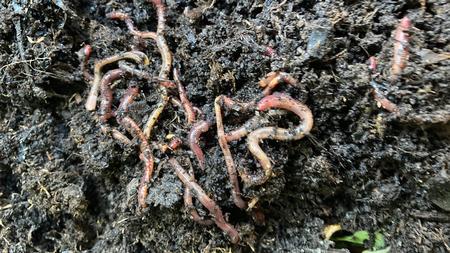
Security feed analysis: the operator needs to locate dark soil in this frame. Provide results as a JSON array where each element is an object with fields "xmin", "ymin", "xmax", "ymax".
[{"xmin": 1, "ymin": 0, "xmax": 449, "ymax": 252}]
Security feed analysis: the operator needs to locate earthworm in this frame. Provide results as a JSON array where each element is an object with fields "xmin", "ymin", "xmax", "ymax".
[
  {"xmin": 259, "ymin": 72, "xmax": 298, "ymax": 96},
  {"xmin": 214, "ymin": 96, "xmax": 247, "ymax": 209},
  {"xmin": 85, "ymin": 51, "xmax": 149, "ymax": 111},
  {"xmin": 225, "ymin": 116, "xmax": 260, "ymax": 142},
  {"xmin": 221, "ymin": 95, "xmax": 256, "ymax": 113},
  {"xmin": 367, "ymin": 57, "xmax": 399, "ymax": 113},
  {"xmin": 116, "ymin": 86, "xmax": 140, "ymax": 118},
  {"xmin": 391, "ymin": 16, "xmax": 411, "ymax": 82},
  {"xmin": 264, "ymin": 46, "xmax": 276, "ymax": 57},
  {"xmin": 77, "ymin": 44, "xmax": 93, "ymax": 82},
  {"xmin": 150, "ymin": 0, "xmax": 166, "ymax": 35},
  {"xmin": 107, "ymin": 10, "xmax": 171, "ymax": 77},
  {"xmin": 170, "ymin": 97, "xmax": 183, "ymax": 108},
  {"xmin": 106, "ymin": 12, "xmax": 157, "ymax": 39},
  {"xmin": 242, "ymin": 93, "xmax": 313, "ymax": 186},
  {"xmin": 169, "ymin": 137, "xmax": 182, "ymax": 150},
  {"xmin": 143, "ymin": 93, "xmax": 169, "ymax": 139},
  {"xmin": 174, "ymin": 68, "xmax": 196, "ymax": 125},
  {"xmin": 100, "ymin": 125, "xmax": 133, "ymax": 146},
  {"xmin": 118, "ymin": 61, "xmax": 174, "ymax": 88},
  {"xmin": 118, "ymin": 116, "xmax": 154, "ymax": 208},
  {"xmin": 160, "ymin": 137, "xmax": 182, "ymax": 153},
  {"xmin": 171, "ymin": 98, "xmax": 204, "ymax": 120},
  {"xmin": 225, "ymin": 110, "xmax": 288, "ymax": 142},
  {"xmin": 99, "ymin": 69, "xmax": 126, "ymax": 123},
  {"xmin": 169, "ymin": 158, "xmax": 240, "ymax": 243},
  {"xmin": 111, "ymin": 128, "xmax": 133, "ymax": 146},
  {"xmin": 368, "ymin": 56, "xmax": 377, "ymax": 75},
  {"xmin": 370, "ymin": 81, "xmax": 399, "ymax": 113},
  {"xmin": 110, "ymin": 85, "xmax": 153, "ymax": 208},
  {"xmin": 189, "ymin": 120, "xmax": 210, "ymax": 170},
  {"xmin": 106, "ymin": 6, "xmax": 172, "ymax": 79},
  {"xmin": 183, "ymin": 166, "xmax": 214, "ymax": 226},
  {"xmin": 107, "ymin": 7, "xmax": 173, "ymax": 138},
  {"xmin": 193, "ymin": 107, "xmax": 204, "ymax": 119}
]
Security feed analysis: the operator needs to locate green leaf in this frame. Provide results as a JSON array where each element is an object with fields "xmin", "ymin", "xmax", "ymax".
[{"xmin": 373, "ymin": 231, "xmax": 386, "ymax": 249}]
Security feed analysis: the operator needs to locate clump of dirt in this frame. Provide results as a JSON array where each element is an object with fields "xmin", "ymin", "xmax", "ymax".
[{"xmin": 1, "ymin": 0, "xmax": 449, "ymax": 252}]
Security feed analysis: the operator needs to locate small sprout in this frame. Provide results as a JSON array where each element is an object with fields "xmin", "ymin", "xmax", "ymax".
[{"xmin": 329, "ymin": 229, "xmax": 391, "ymax": 253}]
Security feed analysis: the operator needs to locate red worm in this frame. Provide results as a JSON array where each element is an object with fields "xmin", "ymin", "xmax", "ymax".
[
  {"xmin": 107, "ymin": 7, "xmax": 171, "ymax": 80},
  {"xmin": 264, "ymin": 46, "xmax": 276, "ymax": 57},
  {"xmin": 116, "ymin": 86, "xmax": 140, "ymax": 118},
  {"xmin": 215, "ymin": 96, "xmax": 247, "ymax": 209},
  {"xmin": 111, "ymin": 128, "xmax": 133, "ymax": 146},
  {"xmin": 242, "ymin": 93, "xmax": 313, "ymax": 186},
  {"xmin": 391, "ymin": 16, "xmax": 411, "ymax": 82},
  {"xmin": 150, "ymin": 0, "xmax": 166, "ymax": 35},
  {"xmin": 184, "ymin": 187, "xmax": 214, "ymax": 226},
  {"xmin": 106, "ymin": 12, "xmax": 157, "ymax": 39},
  {"xmin": 174, "ymin": 69, "xmax": 196, "ymax": 125},
  {"xmin": 99, "ymin": 69, "xmax": 126, "ymax": 123},
  {"xmin": 183, "ymin": 167, "xmax": 214, "ymax": 226},
  {"xmin": 78, "ymin": 44, "xmax": 93, "ymax": 82},
  {"xmin": 118, "ymin": 116, "xmax": 154, "ymax": 208},
  {"xmin": 118, "ymin": 61, "xmax": 174, "ymax": 88},
  {"xmin": 110, "ymin": 86, "xmax": 153, "ymax": 208},
  {"xmin": 189, "ymin": 120, "xmax": 210, "ymax": 170},
  {"xmin": 168, "ymin": 137, "xmax": 183, "ymax": 151},
  {"xmin": 225, "ymin": 116, "xmax": 261, "ymax": 142},
  {"xmin": 169, "ymin": 158, "xmax": 240, "ymax": 244},
  {"xmin": 85, "ymin": 51, "xmax": 149, "ymax": 111},
  {"xmin": 259, "ymin": 72, "xmax": 298, "ymax": 96},
  {"xmin": 225, "ymin": 110, "xmax": 287, "ymax": 142},
  {"xmin": 368, "ymin": 56, "xmax": 377, "ymax": 75},
  {"xmin": 221, "ymin": 96, "xmax": 256, "ymax": 112},
  {"xmin": 371, "ymin": 87, "xmax": 399, "ymax": 113}
]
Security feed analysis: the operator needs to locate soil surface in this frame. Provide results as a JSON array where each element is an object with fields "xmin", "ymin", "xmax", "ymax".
[{"xmin": 1, "ymin": 0, "xmax": 450, "ymax": 252}]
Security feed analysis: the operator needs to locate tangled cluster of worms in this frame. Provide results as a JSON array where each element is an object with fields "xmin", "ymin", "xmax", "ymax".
[
  {"xmin": 368, "ymin": 16, "xmax": 412, "ymax": 113},
  {"xmin": 79, "ymin": 0, "xmax": 313, "ymax": 243}
]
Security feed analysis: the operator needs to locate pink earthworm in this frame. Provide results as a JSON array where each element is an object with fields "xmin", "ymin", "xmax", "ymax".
[
  {"xmin": 169, "ymin": 158, "xmax": 240, "ymax": 244},
  {"xmin": 242, "ymin": 93, "xmax": 313, "ymax": 186},
  {"xmin": 188, "ymin": 120, "xmax": 210, "ymax": 170},
  {"xmin": 391, "ymin": 16, "xmax": 411, "ymax": 82}
]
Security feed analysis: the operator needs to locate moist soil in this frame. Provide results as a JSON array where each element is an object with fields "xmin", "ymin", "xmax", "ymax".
[{"xmin": 1, "ymin": 0, "xmax": 450, "ymax": 252}]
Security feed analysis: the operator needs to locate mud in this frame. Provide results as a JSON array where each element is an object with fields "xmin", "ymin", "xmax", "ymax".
[{"xmin": 1, "ymin": 0, "xmax": 449, "ymax": 252}]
